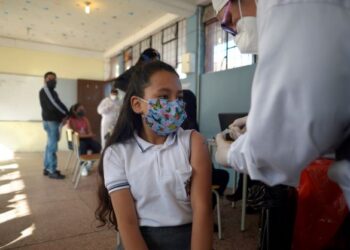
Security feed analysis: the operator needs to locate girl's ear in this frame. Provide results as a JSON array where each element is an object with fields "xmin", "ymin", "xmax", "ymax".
[{"xmin": 130, "ymin": 96, "xmax": 144, "ymax": 114}]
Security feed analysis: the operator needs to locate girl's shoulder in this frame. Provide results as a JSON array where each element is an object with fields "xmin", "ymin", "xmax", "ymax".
[
  {"xmin": 176, "ymin": 128, "xmax": 199, "ymax": 154},
  {"xmin": 177, "ymin": 128, "xmax": 206, "ymax": 151},
  {"xmin": 177, "ymin": 127, "xmax": 203, "ymax": 142},
  {"xmin": 103, "ymin": 138, "xmax": 135, "ymax": 166},
  {"xmin": 105, "ymin": 138, "xmax": 135, "ymax": 153},
  {"xmin": 176, "ymin": 127, "xmax": 192, "ymax": 138}
]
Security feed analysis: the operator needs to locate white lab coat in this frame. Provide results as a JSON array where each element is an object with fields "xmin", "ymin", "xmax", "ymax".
[
  {"xmin": 227, "ymin": 0, "xmax": 350, "ymax": 205},
  {"xmin": 97, "ymin": 96, "xmax": 122, "ymax": 147}
]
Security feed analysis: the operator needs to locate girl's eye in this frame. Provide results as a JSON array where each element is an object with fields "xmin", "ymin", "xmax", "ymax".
[{"xmin": 159, "ymin": 95, "xmax": 168, "ymax": 100}]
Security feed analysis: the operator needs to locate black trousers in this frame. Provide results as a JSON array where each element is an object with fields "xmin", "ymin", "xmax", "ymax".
[
  {"xmin": 79, "ymin": 138, "xmax": 101, "ymax": 155},
  {"xmin": 212, "ymin": 166, "xmax": 229, "ymax": 208}
]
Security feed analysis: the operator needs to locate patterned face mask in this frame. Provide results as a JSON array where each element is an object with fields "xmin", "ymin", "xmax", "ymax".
[{"xmin": 140, "ymin": 98, "xmax": 187, "ymax": 136}]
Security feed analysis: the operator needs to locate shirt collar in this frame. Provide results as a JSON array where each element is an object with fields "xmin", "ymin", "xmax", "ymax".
[{"xmin": 133, "ymin": 131, "xmax": 177, "ymax": 152}]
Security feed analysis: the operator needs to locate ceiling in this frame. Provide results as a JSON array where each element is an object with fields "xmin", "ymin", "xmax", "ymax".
[{"xmin": 0, "ymin": 0, "xmax": 208, "ymax": 54}]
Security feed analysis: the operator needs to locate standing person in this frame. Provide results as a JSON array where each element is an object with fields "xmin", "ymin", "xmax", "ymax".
[
  {"xmin": 212, "ymin": 0, "xmax": 350, "ymax": 208},
  {"xmin": 115, "ymin": 48, "xmax": 160, "ymax": 92},
  {"xmin": 68, "ymin": 103, "xmax": 101, "ymax": 176},
  {"xmin": 97, "ymin": 87, "xmax": 123, "ymax": 148},
  {"xmin": 96, "ymin": 61, "xmax": 213, "ymax": 250},
  {"xmin": 39, "ymin": 71, "xmax": 68, "ymax": 179}
]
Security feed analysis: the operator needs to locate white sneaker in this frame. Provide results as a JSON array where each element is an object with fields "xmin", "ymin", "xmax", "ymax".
[
  {"xmin": 81, "ymin": 166, "xmax": 88, "ymax": 177},
  {"xmin": 86, "ymin": 161, "xmax": 93, "ymax": 171}
]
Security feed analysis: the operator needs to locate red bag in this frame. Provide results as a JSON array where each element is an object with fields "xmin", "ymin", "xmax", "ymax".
[{"xmin": 292, "ymin": 159, "xmax": 349, "ymax": 250}]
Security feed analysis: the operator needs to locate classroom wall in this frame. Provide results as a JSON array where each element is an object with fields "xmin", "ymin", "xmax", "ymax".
[
  {"xmin": 180, "ymin": 12, "xmax": 199, "ymax": 92},
  {"xmin": 0, "ymin": 45, "xmax": 104, "ymax": 153},
  {"xmin": 199, "ymin": 65, "xmax": 256, "ymax": 188},
  {"xmin": 0, "ymin": 46, "xmax": 104, "ymax": 79},
  {"xmin": 199, "ymin": 65, "xmax": 256, "ymax": 138},
  {"xmin": 0, "ymin": 122, "xmax": 69, "ymax": 153}
]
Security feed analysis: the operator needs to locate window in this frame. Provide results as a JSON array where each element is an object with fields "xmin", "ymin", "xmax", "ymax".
[
  {"xmin": 118, "ymin": 19, "xmax": 187, "ymax": 77},
  {"xmin": 151, "ymin": 32, "xmax": 163, "ymax": 58},
  {"xmin": 204, "ymin": 6, "xmax": 254, "ymax": 73},
  {"xmin": 176, "ymin": 19, "xmax": 187, "ymax": 79},
  {"xmin": 162, "ymin": 24, "xmax": 178, "ymax": 67},
  {"xmin": 109, "ymin": 54, "xmax": 123, "ymax": 78},
  {"xmin": 124, "ymin": 48, "xmax": 132, "ymax": 70},
  {"xmin": 205, "ymin": 20, "xmax": 227, "ymax": 72},
  {"xmin": 132, "ymin": 43, "xmax": 140, "ymax": 65},
  {"xmin": 140, "ymin": 38, "xmax": 151, "ymax": 53},
  {"xmin": 227, "ymin": 34, "xmax": 254, "ymax": 69}
]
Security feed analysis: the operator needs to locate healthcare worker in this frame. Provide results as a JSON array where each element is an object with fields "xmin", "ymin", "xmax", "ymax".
[
  {"xmin": 212, "ymin": 0, "xmax": 350, "ymax": 208},
  {"xmin": 97, "ymin": 87, "xmax": 123, "ymax": 148}
]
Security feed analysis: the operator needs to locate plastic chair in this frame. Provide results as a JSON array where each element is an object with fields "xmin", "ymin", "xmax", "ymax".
[
  {"xmin": 71, "ymin": 132, "xmax": 100, "ymax": 189},
  {"xmin": 64, "ymin": 128, "xmax": 75, "ymax": 173},
  {"xmin": 212, "ymin": 185, "xmax": 222, "ymax": 239}
]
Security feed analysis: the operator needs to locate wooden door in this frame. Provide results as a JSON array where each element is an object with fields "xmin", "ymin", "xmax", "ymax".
[{"xmin": 77, "ymin": 79, "xmax": 106, "ymax": 143}]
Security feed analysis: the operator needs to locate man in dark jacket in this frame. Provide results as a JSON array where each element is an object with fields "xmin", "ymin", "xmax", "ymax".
[{"xmin": 39, "ymin": 71, "xmax": 68, "ymax": 179}]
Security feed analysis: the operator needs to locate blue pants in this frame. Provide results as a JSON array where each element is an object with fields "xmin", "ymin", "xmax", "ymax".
[
  {"xmin": 43, "ymin": 121, "xmax": 60, "ymax": 174},
  {"xmin": 117, "ymin": 224, "xmax": 191, "ymax": 250}
]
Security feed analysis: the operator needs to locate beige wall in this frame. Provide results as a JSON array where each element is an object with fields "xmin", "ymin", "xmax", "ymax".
[
  {"xmin": 0, "ymin": 121, "xmax": 69, "ymax": 153},
  {"xmin": 0, "ymin": 45, "xmax": 104, "ymax": 153},
  {"xmin": 0, "ymin": 46, "xmax": 104, "ymax": 79}
]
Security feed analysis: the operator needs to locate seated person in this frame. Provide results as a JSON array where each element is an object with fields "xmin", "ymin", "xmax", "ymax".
[{"xmin": 68, "ymin": 103, "xmax": 101, "ymax": 175}]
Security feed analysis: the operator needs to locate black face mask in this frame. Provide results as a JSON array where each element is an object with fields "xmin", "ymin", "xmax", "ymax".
[
  {"xmin": 76, "ymin": 111, "xmax": 85, "ymax": 117},
  {"xmin": 46, "ymin": 79, "xmax": 57, "ymax": 89}
]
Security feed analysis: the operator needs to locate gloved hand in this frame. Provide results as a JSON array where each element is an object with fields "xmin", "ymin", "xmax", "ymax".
[
  {"xmin": 228, "ymin": 116, "xmax": 248, "ymax": 140},
  {"xmin": 215, "ymin": 133, "xmax": 233, "ymax": 166}
]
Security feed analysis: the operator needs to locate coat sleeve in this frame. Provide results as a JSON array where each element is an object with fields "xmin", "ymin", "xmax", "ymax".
[
  {"xmin": 97, "ymin": 98, "xmax": 113, "ymax": 115},
  {"xmin": 227, "ymin": 1, "xmax": 350, "ymax": 186}
]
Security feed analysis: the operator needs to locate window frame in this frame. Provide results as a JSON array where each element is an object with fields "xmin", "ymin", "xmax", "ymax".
[{"xmin": 204, "ymin": 12, "xmax": 255, "ymax": 73}]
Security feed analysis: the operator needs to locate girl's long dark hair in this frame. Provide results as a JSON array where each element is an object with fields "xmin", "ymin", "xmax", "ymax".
[
  {"xmin": 95, "ymin": 61, "xmax": 179, "ymax": 230},
  {"xmin": 69, "ymin": 103, "xmax": 81, "ymax": 118}
]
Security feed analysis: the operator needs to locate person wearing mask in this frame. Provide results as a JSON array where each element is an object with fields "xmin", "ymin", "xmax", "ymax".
[
  {"xmin": 212, "ymin": 0, "xmax": 350, "ymax": 209},
  {"xmin": 114, "ymin": 48, "xmax": 161, "ymax": 92},
  {"xmin": 96, "ymin": 61, "xmax": 213, "ymax": 250},
  {"xmin": 97, "ymin": 87, "xmax": 123, "ymax": 148},
  {"xmin": 68, "ymin": 103, "xmax": 101, "ymax": 176},
  {"xmin": 39, "ymin": 71, "xmax": 68, "ymax": 179}
]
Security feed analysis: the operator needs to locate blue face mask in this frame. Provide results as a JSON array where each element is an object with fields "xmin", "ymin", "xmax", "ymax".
[{"xmin": 140, "ymin": 98, "xmax": 187, "ymax": 136}]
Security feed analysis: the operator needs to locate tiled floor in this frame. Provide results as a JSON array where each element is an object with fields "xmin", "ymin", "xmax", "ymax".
[{"xmin": 0, "ymin": 152, "xmax": 259, "ymax": 250}]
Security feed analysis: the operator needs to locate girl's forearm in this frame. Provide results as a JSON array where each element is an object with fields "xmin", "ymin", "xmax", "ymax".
[
  {"xmin": 119, "ymin": 224, "xmax": 148, "ymax": 250},
  {"xmin": 191, "ymin": 209, "xmax": 213, "ymax": 250}
]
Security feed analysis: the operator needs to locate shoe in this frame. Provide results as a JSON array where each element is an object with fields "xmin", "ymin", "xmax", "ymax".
[
  {"xmin": 226, "ymin": 191, "xmax": 242, "ymax": 202},
  {"xmin": 81, "ymin": 167, "xmax": 88, "ymax": 177},
  {"xmin": 43, "ymin": 169, "xmax": 61, "ymax": 176},
  {"xmin": 246, "ymin": 206, "xmax": 261, "ymax": 214},
  {"xmin": 48, "ymin": 172, "xmax": 65, "ymax": 179}
]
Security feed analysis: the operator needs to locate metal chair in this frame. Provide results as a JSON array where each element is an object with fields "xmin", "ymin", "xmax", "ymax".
[
  {"xmin": 71, "ymin": 132, "xmax": 100, "ymax": 189},
  {"xmin": 207, "ymin": 138, "xmax": 248, "ymax": 232},
  {"xmin": 212, "ymin": 185, "xmax": 222, "ymax": 239}
]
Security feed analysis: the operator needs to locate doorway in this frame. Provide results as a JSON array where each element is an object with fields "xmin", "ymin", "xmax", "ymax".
[{"xmin": 77, "ymin": 79, "xmax": 108, "ymax": 143}]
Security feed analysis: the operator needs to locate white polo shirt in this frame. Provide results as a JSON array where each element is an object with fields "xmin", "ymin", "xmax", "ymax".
[{"xmin": 104, "ymin": 128, "xmax": 193, "ymax": 227}]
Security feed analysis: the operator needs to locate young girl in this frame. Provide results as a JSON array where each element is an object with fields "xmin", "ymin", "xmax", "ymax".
[
  {"xmin": 96, "ymin": 61, "xmax": 213, "ymax": 250},
  {"xmin": 68, "ymin": 103, "xmax": 101, "ymax": 175}
]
